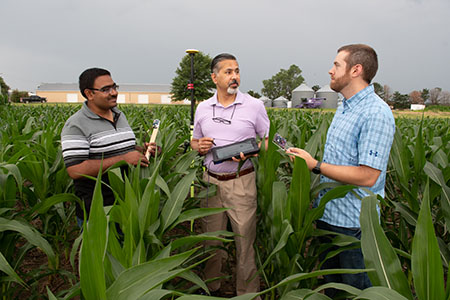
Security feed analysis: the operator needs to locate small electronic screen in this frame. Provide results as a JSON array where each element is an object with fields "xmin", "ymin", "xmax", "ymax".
[
  {"xmin": 212, "ymin": 138, "xmax": 260, "ymax": 164},
  {"xmin": 273, "ymin": 133, "xmax": 287, "ymax": 150}
]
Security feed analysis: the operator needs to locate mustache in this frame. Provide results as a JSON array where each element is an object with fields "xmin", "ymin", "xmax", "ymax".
[{"xmin": 229, "ymin": 80, "xmax": 239, "ymax": 87}]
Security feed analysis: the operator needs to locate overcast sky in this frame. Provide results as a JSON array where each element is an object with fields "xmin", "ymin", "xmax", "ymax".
[{"xmin": 1, "ymin": 0, "xmax": 449, "ymax": 95}]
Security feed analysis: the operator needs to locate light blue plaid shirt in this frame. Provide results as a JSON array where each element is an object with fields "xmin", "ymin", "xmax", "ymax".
[{"xmin": 315, "ymin": 85, "xmax": 395, "ymax": 228}]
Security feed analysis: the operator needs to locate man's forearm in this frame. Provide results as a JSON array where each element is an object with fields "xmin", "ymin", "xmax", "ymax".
[
  {"xmin": 67, "ymin": 154, "xmax": 131, "ymax": 180},
  {"xmin": 320, "ymin": 163, "xmax": 381, "ymax": 187}
]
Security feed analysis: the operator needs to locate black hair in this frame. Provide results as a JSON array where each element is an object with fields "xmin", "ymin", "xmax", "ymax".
[
  {"xmin": 79, "ymin": 67, "xmax": 111, "ymax": 99},
  {"xmin": 211, "ymin": 53, "xmax": 237, "ymax": 74}
]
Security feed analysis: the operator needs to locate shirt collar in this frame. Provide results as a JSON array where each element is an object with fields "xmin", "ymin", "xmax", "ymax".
[
  {"xmin": 343, "ymin": 84, "xmax": 374, "ymax": 111},
  {"xmin": 209, "ymin": 90, "xmax": 244, "ymax": 107},
  {"xmin": 82, "ymin": 100, "xmax": 120, "ymax": 119}
]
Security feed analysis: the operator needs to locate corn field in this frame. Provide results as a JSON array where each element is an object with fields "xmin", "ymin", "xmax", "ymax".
[{"xmin": 0, "ymin": 103, "xmax": 449, "ymax": 300}]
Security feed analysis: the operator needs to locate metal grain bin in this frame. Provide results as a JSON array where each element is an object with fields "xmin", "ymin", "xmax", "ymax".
[
  {"xmin": 259, "ymin": 95, "xmax": 272, "ymax": 107},
  {"xmin": 272, "ymin": 96, "xmax": 288, "ymax": 108},
  {"xmin": 292, "ymin": 83, "xmax": 314, "ymax": 108},
  {"xmin": 316, "ymin": 84, "xmax": 339, "ymax": 109}
]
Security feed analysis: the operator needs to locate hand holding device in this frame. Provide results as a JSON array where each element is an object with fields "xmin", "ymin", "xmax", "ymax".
[{"xmin": 211, "ymin": 138, "xmax": 260, "ymax": 164}]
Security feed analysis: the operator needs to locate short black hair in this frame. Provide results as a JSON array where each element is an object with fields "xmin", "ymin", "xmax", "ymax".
[
  {"xmin": 79, "ymin": 68, "xmax": 111, "ymax": 99},
  {"xmin": 211, "ymin": 53, "xmax": 237, "ymax": 74}
]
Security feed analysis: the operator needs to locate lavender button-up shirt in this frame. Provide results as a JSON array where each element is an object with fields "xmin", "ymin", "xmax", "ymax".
[{"xmin": 193, "ymin": 90, "xmax": 270, "ymax": 173}]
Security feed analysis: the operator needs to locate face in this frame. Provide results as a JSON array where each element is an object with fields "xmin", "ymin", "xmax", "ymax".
[
  {"xmin": 211, "ymin": 59, "xmax": 240, "ymax": 95},
  {"xmin": 85, "ymin": 75, "xmax": 118, "ymax": 112},
  {"xmin": 329, "ymin": 51, "xmax": 352, "ymax": 93}
]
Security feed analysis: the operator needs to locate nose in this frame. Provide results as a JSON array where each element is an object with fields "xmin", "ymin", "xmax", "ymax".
[{"xmin": 110, "ymin": 87, "xmax": 118, "ymax": 95}]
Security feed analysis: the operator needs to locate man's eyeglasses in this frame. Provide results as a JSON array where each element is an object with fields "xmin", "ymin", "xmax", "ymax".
[
  {"xmin": 212, "ymin": 104, "xmax": 236, "ymax": 125},
  {"xmin": 89, "ymin": 84, "xmax": 119, "ymax": 94}
]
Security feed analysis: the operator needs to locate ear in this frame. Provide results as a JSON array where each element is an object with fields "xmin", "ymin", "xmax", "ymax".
[
  {"xmin": 84, "ymin": 89, "xmax": 94, "ymax": 101},
  {"xmin": 351, "ymin": 64, "xmax": 363, "ymax": 78},
  {"xmin": 211, "ymin": 72, "xmax": 218, "ymax": 85}
]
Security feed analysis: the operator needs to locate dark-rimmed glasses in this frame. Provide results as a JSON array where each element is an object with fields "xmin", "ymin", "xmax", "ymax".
[
  {"xmin": 212, "ymin": 104, "xmax": 236, "ymax": 125},
  {"xmin": 89, "ymin": 84, "xmax": 119, "ymax": 94}
]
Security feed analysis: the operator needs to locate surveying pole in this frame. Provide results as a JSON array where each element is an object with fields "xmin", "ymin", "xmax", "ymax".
[
  {"xmin": 185, "ymin": 49, "xmax": 199, "ymax": 202},
  {"xmin": 186, "ymin": 49, "xmax": 199, "ymax": 129}
]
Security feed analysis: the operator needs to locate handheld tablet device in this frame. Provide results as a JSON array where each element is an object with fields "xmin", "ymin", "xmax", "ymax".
[{"xmin": 211, "ymin": 138, "xmax": 259, "ymax": 164}]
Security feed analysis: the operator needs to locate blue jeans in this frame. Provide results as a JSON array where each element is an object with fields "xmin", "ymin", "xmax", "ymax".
[
  {"xmin": 316, "ymin": 220, "xmax": 371, "ymax": 297},
  {"xmin": 77, "ymin": 217, "xmax": 84, "ymax": 229}
]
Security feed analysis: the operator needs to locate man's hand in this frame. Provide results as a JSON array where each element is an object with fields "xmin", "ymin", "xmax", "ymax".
[
  {"xmin": 193, "ymin": 137, "xmax": 215, "ymax": 155},
  {"xmin": 231, "ymin": 152, "xmax": 257, "ymax": 162},
  {"xmin": 144, "ymin": 142, "xmax": 161, "ymax": 157},
  {"xmin": 123, "ymin": 150, "xmax": 149, "ymax": 167},
  {"xmin": 286, "ymin": 147, "xmax": 317, "ymax": 170}
]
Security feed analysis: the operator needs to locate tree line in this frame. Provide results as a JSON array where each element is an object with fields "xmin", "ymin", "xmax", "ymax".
[
  {"xmin": 0, "ymin": 76, "xmax": 31, "ymax": 104},
  {"xmin": 170, "ymin": 52, "xmax": 450, "ymax": 109},
  {"xmin": 2, "ymin": 54, "xmax": 449, "ymax": 109}
]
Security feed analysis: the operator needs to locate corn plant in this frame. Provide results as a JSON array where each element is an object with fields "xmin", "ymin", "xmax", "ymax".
[
  {"xmin": 74, "ymin": 119, "xmax": 233, "ymax": 299},
  {"xmin": 1, "ymin": 104, "xmax": 449, "ymax": 299},
  {"xmin": 255, "ymin": 118, "xmax": 363, "ymax": 298},
  {"xmin": 361, "ymin": 181, "xmax": 448, "ymax": 300}
]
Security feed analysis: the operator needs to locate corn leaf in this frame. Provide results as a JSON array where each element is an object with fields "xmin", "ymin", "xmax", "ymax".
[
  {"xmin": 46, "ymin": 286, "xmax": 58, "ymax": 300},
  {"xmin": 354, "ymin": 287, "xmax": 410, "ymax": 300},
  {"xmin": 169, "ymin": 207, "xmax": 229, "ymax": 230},
  {"xmin": 106, "ymin": 248, "xmax": 197, "ymax": 300},
  {"xmin": 79, "ymin": 169, "xmax": 107, "ymax": 300},
  {"xmin": 288, "ymin": 157, "xmax": 310, "ymax": 232},
  {"xmin": 137, "ymin": 289, "xmax": 175, "ymax": 300},
  {"xmin": 389, "ymin": 130, "xmax": 410, "ymax": 186},
  {"xmin": 412, "ymin": 179, "xmax": 446, "ymax": 300},
  {"xmin": 360, "ymin": 194, "xmax": 413, "ymax": 299},
  {"xmin": 281, "ymin": 289, "xmax": 331, "ymax": 299},
  {"xmin": 33, "ymin": 193, "xmax": 80, "ymax": 214},
  {"xmin": 0, "ymin": 251, "xmax": 27, "ymax": 287},
  {"xmin": 413, "ymin": 117, "xmax": 426, "ymax": 176},
  {"xmin": 0, "ymin": 217, "xmax": 56, "ymax": 269},
  {"xmin": 259, "ymin": 220, "xmax": 293, "ymax": 271},
  {"xmin": 160, "ymin": 170, "xmax": 196, "ymax": 232}
]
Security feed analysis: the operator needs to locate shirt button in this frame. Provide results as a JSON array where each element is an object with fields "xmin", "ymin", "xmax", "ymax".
[
  {"xmin": 319, "ymin": 193, "xmax": 323, "ymax": 197},
  {"xmin": 320, "ymin": 175, "xmax": 324, "ymax": 179}
]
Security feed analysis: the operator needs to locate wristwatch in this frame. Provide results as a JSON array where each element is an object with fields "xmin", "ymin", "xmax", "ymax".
[{"xmin": 312, "ymin": 161, "xmax": 322, "ymax": 174}]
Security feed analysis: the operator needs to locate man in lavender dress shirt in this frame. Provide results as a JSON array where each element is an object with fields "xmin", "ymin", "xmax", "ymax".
[{"xmin": 191, "ymin": 53, "xmax": 269, "ymax": 297}]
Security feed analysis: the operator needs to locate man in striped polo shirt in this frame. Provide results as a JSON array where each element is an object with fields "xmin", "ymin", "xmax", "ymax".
[
  {"xmin": 287, "ymin": 44, "xmax": 395, "ymax": 296},
  {"xmin": 61, "ymin": 68, "xmax": 156, "ymax": 224}
]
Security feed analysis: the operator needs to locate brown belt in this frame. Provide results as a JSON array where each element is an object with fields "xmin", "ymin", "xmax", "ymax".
[{"xmin": 207, "ymin": 166, "xmax": 254, "ymax": 181}]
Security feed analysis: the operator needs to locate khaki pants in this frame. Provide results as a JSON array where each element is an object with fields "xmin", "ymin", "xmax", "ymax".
[{"xmin": 202, "ymin": 171, "xmax": 260, "ymax": 297}]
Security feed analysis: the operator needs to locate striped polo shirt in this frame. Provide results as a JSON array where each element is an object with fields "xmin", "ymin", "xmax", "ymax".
[{"xmin": 61, "ymin": 101, "xmax": 136, "ymax": 219}]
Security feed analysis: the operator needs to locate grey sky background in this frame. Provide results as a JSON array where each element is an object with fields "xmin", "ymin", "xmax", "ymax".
[{"xmin": 1, "ymin": 0, "xmax": 449, "ymax": 95}]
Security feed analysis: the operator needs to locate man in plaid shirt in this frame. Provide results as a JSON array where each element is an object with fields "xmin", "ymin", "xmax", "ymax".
[{"xmin": 287, "ymin": 44, "xmax": 395, "ymax": 296}]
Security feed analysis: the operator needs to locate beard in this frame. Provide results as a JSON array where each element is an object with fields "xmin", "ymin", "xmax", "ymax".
[
  {"xmin": 330, "ymin": 71, "xmax": 351, "ymax": 93},
  {"xmin": 227, "ymin": 79, "xmax": 239, "ymax": 95},
  {"xmin": 227, "ymin": 86, "xmax": 239, "ymax": 95}
]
